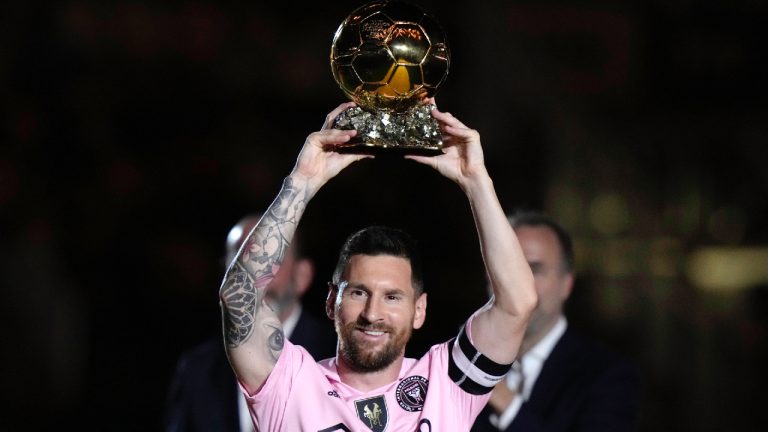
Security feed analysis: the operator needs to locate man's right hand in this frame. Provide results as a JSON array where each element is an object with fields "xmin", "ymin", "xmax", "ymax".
[{"xmin": 290, "ymin": 102, "xmax": 371, "ymax": 195}]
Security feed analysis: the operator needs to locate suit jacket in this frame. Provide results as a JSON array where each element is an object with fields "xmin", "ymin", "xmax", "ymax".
[
  {"xmin": 472, "ymin": 327, "xmax": 639, "ymax": 432},
  {"xmin": 164, "ymin": 310, "xmax": 337, "ymax": 432}
]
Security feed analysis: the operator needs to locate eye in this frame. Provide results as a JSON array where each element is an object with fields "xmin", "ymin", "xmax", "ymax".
[
  {"xmin": 349, "ymin": 288, "xmax": 367, "ymax": 299},
  {"xmin": 386, "ymin": 294, "xmax": 402, "ymax": 302}
]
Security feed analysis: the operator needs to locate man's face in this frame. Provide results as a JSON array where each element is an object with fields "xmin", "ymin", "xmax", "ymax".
[
  {"xmin": 515, "ymin": 226, "xmax": 573, "ymax": 344},
  {"xmin": 329, "ymin": 254, "xmax": 426, "ymax": 372}
]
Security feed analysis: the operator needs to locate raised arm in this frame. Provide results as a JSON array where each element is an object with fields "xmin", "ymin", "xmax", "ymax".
[
  {"xmin": 406, "ymin": 108, "xmax": 537, "ymax": 365},
  {"xmin": 220, "ymin": 102, "xmax": 368, "ymax": 393}
]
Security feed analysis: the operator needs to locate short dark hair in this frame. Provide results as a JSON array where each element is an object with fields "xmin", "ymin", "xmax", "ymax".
[
  {"xmin": 332, "ymin": 226, "xmax": 424, "ymax": 295},
  {"xmin": 508, "ymin": 210, "xmax": 574, "ymax": 273}
]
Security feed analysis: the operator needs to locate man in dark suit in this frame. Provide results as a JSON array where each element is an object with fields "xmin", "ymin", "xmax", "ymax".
[
  {"xmin": 472, "ymin": 210, "xmax": 639, "ymax": 432},
  {"xmin": 164, "ymin": 214, "xmax": 337, "ymax": 432}
]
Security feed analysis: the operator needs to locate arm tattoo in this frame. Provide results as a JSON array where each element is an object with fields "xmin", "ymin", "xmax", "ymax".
[
  {"xmin": 243, "ymin": 177, "xmax": 308, "ymax": 282},
  {"xmin": 220, "ymin": 177, "xmax": 309, "ymax": 352},
  {"xmin": 265, "ymin": 323, "xmax": 285, "ymax": 362},
  {"xmin": 221, "ymin": 261, "xmax": 261, "ymax": 348}
]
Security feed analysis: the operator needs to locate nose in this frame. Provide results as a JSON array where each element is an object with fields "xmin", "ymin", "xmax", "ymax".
[{"xmin": 360, "ymin": 295, "xmax": 383, "ymax": 323}]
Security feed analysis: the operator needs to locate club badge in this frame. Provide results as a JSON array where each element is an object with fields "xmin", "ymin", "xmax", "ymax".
[
  {"xmin": 396, "ymin": 376, "xmax": 429, "ymax": 412},
  {"xmin": 355, "ymin": 395, "xmax": 388, "ymax": 432}
]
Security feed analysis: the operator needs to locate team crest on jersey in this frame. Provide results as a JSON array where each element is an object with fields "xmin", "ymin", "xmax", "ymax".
[
  {"xmin": 354, "ymin": 395, "xmax": 388, "ymax": 432},
  {"xmin": 395, "ymin": 375, "xmax": 429, "ymax": 412}
]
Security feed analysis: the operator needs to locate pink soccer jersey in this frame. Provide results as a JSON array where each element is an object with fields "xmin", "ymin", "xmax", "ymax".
[{"xmin": 242, "ymin": 318, "xmax": 512, "ymax": 432}]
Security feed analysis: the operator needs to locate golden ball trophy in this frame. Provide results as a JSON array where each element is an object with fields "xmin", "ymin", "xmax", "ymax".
[{"xmin": 330, "ymin": 1, "xmax": 450, "ymax": 155}]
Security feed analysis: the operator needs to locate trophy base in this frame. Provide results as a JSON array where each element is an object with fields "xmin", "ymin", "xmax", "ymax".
[
  {"xmin": 332, "ymin": 104, "xmax": 444, "ymax": 157},
  {"xmin": 335, "ymin": 141, "xmax": 443, "ymax": 157}
]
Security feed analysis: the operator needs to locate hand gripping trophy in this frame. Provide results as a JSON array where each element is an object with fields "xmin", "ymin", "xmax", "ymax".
[{"xmin": 330, "ymin": 0, "xmax": 450, "ymax": 155}]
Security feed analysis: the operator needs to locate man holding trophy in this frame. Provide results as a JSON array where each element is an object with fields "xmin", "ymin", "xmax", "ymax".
[{"xmin": 219, "ymin": 2, "xmax": 537, "ymax": 431}]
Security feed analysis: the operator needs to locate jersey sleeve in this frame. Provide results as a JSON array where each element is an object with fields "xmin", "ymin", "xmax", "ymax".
[
  {"xmin": 447, "ymin": 315, "xmax": 513, "ymax": 395},
  {"xmin": 238, "ymin": 340, "xmax": 310, "ymax": 431}
]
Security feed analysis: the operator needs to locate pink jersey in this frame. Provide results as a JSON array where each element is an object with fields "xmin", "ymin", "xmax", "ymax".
[{"xmin": 242, "ymin": 318, "xmax": 512, "ymax": 432}]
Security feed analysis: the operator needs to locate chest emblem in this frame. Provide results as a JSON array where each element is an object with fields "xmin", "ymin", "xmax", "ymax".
[
  {"xmin": 354, "ymin": 395, "xmax": 388, "ymax": 432},
  {"xmin": 396, "ymin": 375, "xmax": 429, "ymax": 412}
]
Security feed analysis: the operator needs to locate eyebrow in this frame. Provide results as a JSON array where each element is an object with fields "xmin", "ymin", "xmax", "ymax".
[
  {"xmin": 384, "ymin": 288, "xmax": 408, "ymax": 296},
  {"xmin": 346, "ymin": 283, "xmax": 409, "ymax": 296},
  {"xmin": 344, "ymin": 282, "xmax": 371, "ymax": 293}
]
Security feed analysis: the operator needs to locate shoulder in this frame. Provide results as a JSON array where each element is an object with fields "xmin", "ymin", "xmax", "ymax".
[
  {"xmin": 247, "ymin": 341, "xmax": 325, "ymax": 401},
  {"xmin": 292, "ymin": 310, "xmax": 337, "ymax": 360},
  {"xmin": 174, "ymin": 338, "xmax": 228, "ymax": 372},
  {"xmin": 555, "ymin": 328, "xmax": 639, "ymax": 380},
  {"xmin": 263, "ymin": 340, "xmax": 318, "ymax": 381},
  {"xmin": 168, "ymin": 337, "xmax": 235, "ymax": 396},
  {"xmin": 563, "ymin": 328, "xmax": 628, "ymax": 359}
]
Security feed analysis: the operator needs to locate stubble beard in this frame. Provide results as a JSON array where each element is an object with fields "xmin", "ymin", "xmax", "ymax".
[{"xmin": 337, "ymin": 317, "xmax": 412, "ymax": 373}]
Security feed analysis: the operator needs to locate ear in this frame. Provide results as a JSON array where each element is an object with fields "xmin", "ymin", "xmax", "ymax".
[
  {"xmin": 326, "ymin": 283, "xmax": 338, "ymax": 320},
  {"xmin": 412, "ymin": 293, "xmax": 427, "ymax": 330},
  {"xmin": 561, "ymin": 272, "xmax": 574, "ymax": 301},
  {"xmin": 292, "ymin": 258, "xmax": 315, "ymax": 298}
]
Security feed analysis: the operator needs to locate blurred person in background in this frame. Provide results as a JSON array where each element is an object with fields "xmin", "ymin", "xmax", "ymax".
[
  {"xmin": 164, "ymin": 214, "xmax": 336, "ymax": 432},
  {"xmin": 472, "ymin": 210, "xmax": 639, "ymax": 432}
]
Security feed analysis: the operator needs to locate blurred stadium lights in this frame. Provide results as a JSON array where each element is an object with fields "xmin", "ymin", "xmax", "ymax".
[{"xmin": 686, "ymin": 247, "xmax": 768, "ymax": 292}]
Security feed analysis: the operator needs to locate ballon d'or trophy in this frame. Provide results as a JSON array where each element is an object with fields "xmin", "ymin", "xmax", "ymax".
[{"xmin": 330, "ymin": 0, "xmax": 450, "ymax": 155}]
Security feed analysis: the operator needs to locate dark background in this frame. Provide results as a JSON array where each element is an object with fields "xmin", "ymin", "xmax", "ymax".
[{"xmin": 2, "ymin": 0, "xmax": 767, "ymax": 430}]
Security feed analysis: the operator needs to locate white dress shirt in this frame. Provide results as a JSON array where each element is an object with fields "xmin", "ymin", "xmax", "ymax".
[
  {"xmin": 238, "ymin": 305, "xmax": 303, "ymax": 432},
  {"xmin": 489, "ymin": 316, "xmax": 568, "ymax": 430}
]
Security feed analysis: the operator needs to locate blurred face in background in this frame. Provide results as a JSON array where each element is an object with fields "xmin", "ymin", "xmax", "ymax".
[{"xmin": 515, "ymin": 225, "xmax": 573, "ymax": 349}]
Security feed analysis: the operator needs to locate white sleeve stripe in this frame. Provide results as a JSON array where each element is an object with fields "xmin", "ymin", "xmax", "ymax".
[{"xmin": 450, "ymin": 334, "xmax": 507, "ymax": 388}]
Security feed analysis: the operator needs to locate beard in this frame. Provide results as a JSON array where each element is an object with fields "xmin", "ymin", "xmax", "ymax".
[{"xmin": 336, "ymin": 316, "xmax": 412, "ymax": 373}]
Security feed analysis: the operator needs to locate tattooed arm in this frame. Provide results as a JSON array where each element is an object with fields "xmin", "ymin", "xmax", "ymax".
[
  {"xmin": 406, "ymin": 108, "xmax": 537, "ymax": 365},
  {"xmin": 220, "ymin": 102, "xmax": 369, "ymax": 394}
]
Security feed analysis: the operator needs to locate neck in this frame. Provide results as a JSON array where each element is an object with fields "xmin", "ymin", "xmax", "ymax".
[
  {"xmin": 278, "ymin": 301, "xmax": 300, "ymax": 322},
  {"xmin": 520, "ymin": 337, "xmax": 538, "ymax": 356},
  {"xmin": 519, "ymin": 314, "xmax": 563, "ymax": 357},
  {"xmin": 335, "ymin": 354, "xmax": 405, "ymax": 392},
  {"xmin": 521, "ymin": 316, "xmax": 560, "ymax": 355}
]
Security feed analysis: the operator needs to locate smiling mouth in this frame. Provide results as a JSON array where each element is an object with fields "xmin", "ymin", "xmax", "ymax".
[
  {"xmin": 355, "ymin": 326, "xmax": 389, "ymax": 337},
  {"xmin": 362, "ymin": 330, "xmax": 385, "ymax": 336}
]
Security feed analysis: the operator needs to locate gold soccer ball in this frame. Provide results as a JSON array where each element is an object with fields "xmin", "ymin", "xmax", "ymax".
[{"xmin": 330, "ymin": 1, "xmax": 450, "ymax": 112}]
